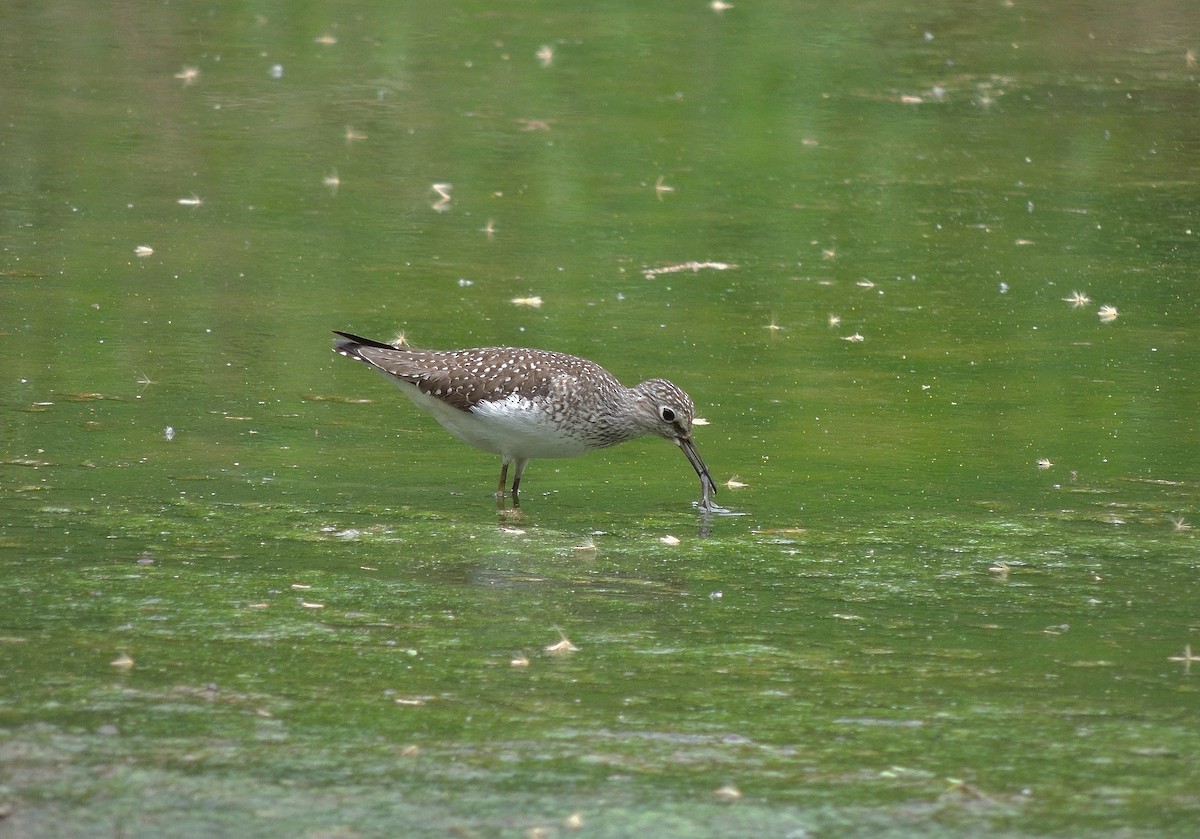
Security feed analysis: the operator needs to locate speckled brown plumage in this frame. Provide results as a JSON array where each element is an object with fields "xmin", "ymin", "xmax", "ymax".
[{"xmin": 332, "ymin": 330, "xmax": 716, "ymax": 508}]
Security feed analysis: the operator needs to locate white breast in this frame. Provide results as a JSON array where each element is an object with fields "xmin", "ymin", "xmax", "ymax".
[{"xmin": 397, "ymin": 384, "xmax": 593, "ymax": 460}]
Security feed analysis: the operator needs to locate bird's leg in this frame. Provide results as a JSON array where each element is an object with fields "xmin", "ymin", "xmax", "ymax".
[
  {"xmin": 510, "ymin": 458, "xmax": 529, "ymax": 507},
  {"xmin": 496, "ymin": 460, "xmax": 510, "ymax": 499}
]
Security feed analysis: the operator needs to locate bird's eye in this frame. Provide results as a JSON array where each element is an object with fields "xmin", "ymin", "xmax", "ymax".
[{"xmin": 660, "ymin": 406, "xmax": 676, "ymax": 422}]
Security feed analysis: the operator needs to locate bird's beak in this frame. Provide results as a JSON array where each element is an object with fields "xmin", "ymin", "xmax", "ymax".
[{"xmin": 677, "ymin": 435, "xmax": 717, "ymax": 510}]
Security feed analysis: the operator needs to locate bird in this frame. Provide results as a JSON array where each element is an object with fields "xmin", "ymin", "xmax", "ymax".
[{"xmin": 332, "ymin": 330, "xmax": 716, "ymax": 509}]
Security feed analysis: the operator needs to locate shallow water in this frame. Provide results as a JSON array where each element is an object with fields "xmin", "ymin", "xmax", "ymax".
[{"xmin": 3, "ymin": 1, "xmax": 1199, "ymax": 836}]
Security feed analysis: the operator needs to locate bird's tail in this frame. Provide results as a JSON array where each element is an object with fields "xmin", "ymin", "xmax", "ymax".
[{"xmin": 332, "ymin": 330, "xmax": 399, "ymax": 351}]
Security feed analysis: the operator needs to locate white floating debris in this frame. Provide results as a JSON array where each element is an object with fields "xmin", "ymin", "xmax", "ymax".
[
  {"xmin": 713, "ymin": 784, "xmax": 742, "ymax": 802},
  {"xmin": 544, "ymin": 637, "xmax": 579, "ymax": 654},
  {"xmin": 642, "ymin": 261, "xmax": 736, "ymax": 279},
  {"xmin": 134, "ymin": 245, "xmax": 154, "ymax": 257},
  {"xmin": 431, "ymin": 182, "xmax": 452, "ymax": 212},
  {"xmin": 164, "ymin": 426, "xmax": 175, "ymax": 441}
]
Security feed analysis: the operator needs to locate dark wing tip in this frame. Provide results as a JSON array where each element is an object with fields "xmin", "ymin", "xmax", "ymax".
[{"xmin": 332, "ymin": 330, "xmax": 398, "ymax": 351}]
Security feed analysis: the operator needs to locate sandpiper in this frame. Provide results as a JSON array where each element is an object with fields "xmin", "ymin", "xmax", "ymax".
[{"xmin": 332, "ymin": 331, "xmax": 716, "ymax": 508}]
